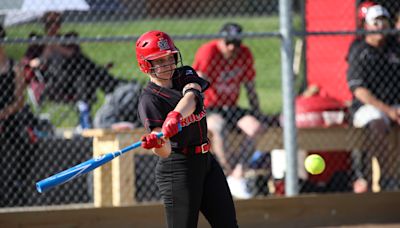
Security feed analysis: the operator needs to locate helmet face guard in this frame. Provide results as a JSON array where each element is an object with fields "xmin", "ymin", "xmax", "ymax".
[{"xmin": 135, "ymin": 31, "xmax": 181, "ymax": 75}]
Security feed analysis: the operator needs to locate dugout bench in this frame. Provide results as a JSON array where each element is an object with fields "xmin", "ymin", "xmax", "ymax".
[{"xmin": 82, "ymin": 127, "xmax": 400, "ymax": 207}]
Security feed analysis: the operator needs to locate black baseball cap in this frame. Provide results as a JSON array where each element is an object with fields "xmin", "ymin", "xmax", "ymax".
[{"xmin": 220, "ymin": 22, "xmax": 242, "ymax": 47}]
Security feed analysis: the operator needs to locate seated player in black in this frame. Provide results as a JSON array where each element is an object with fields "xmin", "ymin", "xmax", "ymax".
[{"xmin": 136, "ymin": 30, "xmax": 238, "ymax": 228}]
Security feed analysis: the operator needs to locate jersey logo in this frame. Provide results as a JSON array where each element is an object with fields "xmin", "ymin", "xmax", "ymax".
[
  {"xmin": 220, "ymin": 67, "xmax": 243, "ymax": 81},
  {"xmin": 186, "ymin": 69, "xmax": 194, "ymax": 75},
  {"xmin": 180, "ymin": 109, "xmax": 206, "ymax": 127},
  {"xmin": 158, "ymin": 39, "xmax": 170, "ymax": 50}
]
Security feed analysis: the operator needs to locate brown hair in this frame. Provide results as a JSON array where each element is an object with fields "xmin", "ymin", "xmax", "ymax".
[{"xmin": 42, "ymin": 12, "xmax": 62, "ymax": 31}]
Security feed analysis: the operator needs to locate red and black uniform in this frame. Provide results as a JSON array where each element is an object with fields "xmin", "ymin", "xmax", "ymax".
[
  {"xmin": 193, "ymin": 40, "xmax": 255, "ymax": 108},
  {"xmin": 138, "ymin": 66, "xmax": 238, "ymax": 228},
  {"xmin": 193, "ymin": 40, "xmax": 257, "ymax": 126}
]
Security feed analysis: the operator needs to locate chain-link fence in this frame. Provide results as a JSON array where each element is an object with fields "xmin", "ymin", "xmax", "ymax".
[
  {"xmin": 293, "ymin": 0, "xmax": 400, "ymax": 196},
  {"xmin": 1, "ymin": 0, "xmax": 400, "ymax": 208}
]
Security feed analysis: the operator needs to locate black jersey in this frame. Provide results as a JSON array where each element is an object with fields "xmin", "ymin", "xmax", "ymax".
[
  {"xmin": 347, "ymin": 39, "xmax": 400, "ymax": 113},
  {"xmin": 138, "ymin": 66, "xmax": 210, "ymax": 150}
]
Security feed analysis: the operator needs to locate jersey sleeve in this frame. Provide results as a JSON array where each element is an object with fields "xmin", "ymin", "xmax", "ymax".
[
  {"xmin": 173, "ymin": 66, "xmax": 210, "ymax": 92},
  {"xmin": 346, "ymin": 49, "xmax": 368, "ymax": 92},
  {"xmin": 192, "ymin": 44, "xmax": 210, "ymax": 74},
  {"xmin": 138, "ymin": 95, "xmax": 165, "ymax": 132}
]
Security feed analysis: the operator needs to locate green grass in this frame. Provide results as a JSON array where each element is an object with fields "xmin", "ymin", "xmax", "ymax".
[{"xmin": 5, "ymin": 15, "xmax": 302, "ymax": 127}]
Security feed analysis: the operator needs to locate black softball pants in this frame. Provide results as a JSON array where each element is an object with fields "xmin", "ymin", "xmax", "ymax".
[{"xmin": 155, "ymin": 151, "xmax": 238, "ymax": 228}]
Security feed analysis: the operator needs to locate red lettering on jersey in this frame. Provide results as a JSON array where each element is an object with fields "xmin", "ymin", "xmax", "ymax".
[{"xmin": 180, "ymin": 109, "xmax": 207, "ymax": 127}]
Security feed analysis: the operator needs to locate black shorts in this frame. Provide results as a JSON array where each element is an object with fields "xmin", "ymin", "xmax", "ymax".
[
  {"xmin": 207, "ymin": 106, "xmax": 281, "ymax": 129},
  {"xmin": 206, "ymin": 106, "xmax": 254, "ymax": 129}
]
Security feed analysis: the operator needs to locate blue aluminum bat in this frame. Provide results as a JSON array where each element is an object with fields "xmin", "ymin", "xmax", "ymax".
[{"xmin": 36, "ymin": 132, "xmax": 164, "ymax": 193}]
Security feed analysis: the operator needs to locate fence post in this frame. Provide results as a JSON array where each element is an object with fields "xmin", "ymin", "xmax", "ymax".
[{"xmin": 279, "ymin": 0, "xmax": 299, "ymax": 196}]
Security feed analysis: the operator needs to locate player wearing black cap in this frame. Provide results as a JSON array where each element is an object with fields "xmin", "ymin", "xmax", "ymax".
[
  {"xmin": 220, "ymin": 22, "xmax": 243, "ymax": 48},
  {"xmin": 136, "ymin": 30, "xmax": 238, "ymax": 228},
  {"xmin": 192, "ymin": 23, "xmax": 264, "ymax": 195}
]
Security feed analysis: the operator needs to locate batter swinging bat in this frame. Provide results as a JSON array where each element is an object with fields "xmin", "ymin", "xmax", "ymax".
[{"xmin": 36, "ymin": 132, "xmax": 164, "ymax": 193}]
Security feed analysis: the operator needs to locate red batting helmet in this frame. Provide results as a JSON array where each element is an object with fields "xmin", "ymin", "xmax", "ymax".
[
  {"xmin": 135, "ymin": 30, "xmax": 179, "ymax": 74},
  {"xmin": 358, "ymin": 1, "xmax": 377, "ymax": 22}
]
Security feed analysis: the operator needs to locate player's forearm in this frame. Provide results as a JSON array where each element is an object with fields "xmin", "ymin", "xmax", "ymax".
[
  {"xmin": 354, "ymin": 87, "xmax": 391, "ymax": 114},
  {"xmin": 173, "ymin": 82, "xmax": 202, "ymax": 118},
  {"xmin": 173, "ymin": 92, "xmax": 197, "ymax": 118},
  {"xmin": 249, "ymin": 95, "xmax": 260, "ymax": 112},
  {"xmin": 153, "ymin": 141, "xmax": 171, "ymax": 158},
  {"xmin": 245, "ymin": 81, "xmax": 261, "ymax": 112}
]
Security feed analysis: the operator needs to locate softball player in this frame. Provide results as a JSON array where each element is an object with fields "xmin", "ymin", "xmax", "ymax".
[{"xmin": 136, "ymin": 31, "xmax": 238, "ymax": 227}]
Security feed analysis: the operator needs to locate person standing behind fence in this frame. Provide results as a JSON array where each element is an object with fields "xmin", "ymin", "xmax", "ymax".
[
  {"xmin": 346, "ymin": 5, "xmax": 400, "ymax": 191},
  {"xmin": 346, "ymin": 1, "xmax": 377, "ymax": 63},
  {"xmin": 0, "ymin": 25, "xmax": 33, "ymax": 206},
  {"xmin": 346, "ymin": 0, "xmax": 377, "ymax": 194},
  {"xmin": 192, "ymin": 22, "xmax": 265, "ymax": 198},
  {"xmin": 136, "ymin": 30, "xmax": 238, "ymax": 228}
]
